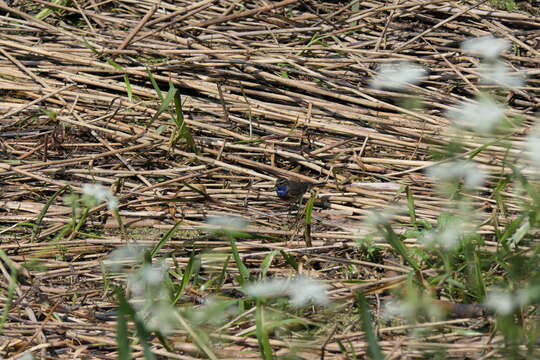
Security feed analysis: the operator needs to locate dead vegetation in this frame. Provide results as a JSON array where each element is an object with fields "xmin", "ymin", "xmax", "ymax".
[{"xmin": 1, "ymin": 0, "xmax": 540, "ymax": 358}]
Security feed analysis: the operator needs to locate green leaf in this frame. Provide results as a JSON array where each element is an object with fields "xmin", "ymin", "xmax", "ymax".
[
  {"xmin": 39, "ymin": 107, "xmax": 57, "ymax": 120},
  {"xmin": 230, "ymin": 237, "xmax": 250, "ymax": 286},
  {"xmin": 304, "ymin": 192, "xmax": 315, "ymax": 225},
  {"xmin": 115, "ymin": 288, "xmax": 133, "ymax": 360},
  {"xmin": 355, "ymin": 292, "xmax": 384, "ymax": 360},
  {"xmin": 499, "ymin": 215, "xmax": 525, "ymax": 250},
  {"xmin": 123, "ymin": 74, "xmax": 133, "ymax": 102},
  {"xmin": 146, "ymin": 68, "xmax": 164, "ymax": 101},
  {"xmin": 150, "ymin": 221, "xmax": 181, "ymax": 258},
  {"xmin": 115, "ymin": 287, "xmax": 156, "ymax": 360},
  {"xmin": 35, "ymin": 0, "xmax": 67, "ymax": 20},
  {"xmin": 107, "ymin": 58, "xmax": 125, "ymax": 71},
  {"xmin": 255, "ymin": 300, "xmax": 273, "ymax": 360},
  {"xmin": 32, "ymin": 185, "xmax": 68, "ymax": 242},
  {"xmin": 405, "ymin": 186, "xmax": 417, "ymax": 227},
  {"xmin": 0, "ymin": 250, "xmax": 17, "ymax": 335},
  {"xmin": 173, "ymin": 252, "xmax": 198, "ymax": 304},
  {"xmin": 261, "ymin": 250, "xmax": 279, "ymax": 279},
  {"xmin": 147, "ymin": 84, "xmax": 176, "ymax": 128},
  {"xmin": 379, "ymin": 223, "xmax": 422, "ymax": 281},
  {"xmin": 279, "ymin": 250, "xmax": 298, "ymax": 271},
  {"xmin": 171, "ymin": 87, "xmax": 197, "ymax": 153}
]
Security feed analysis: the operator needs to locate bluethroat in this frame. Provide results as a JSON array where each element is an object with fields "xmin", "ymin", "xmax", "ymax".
[{"xmin": 275, "ymin": 177, "xmax": 317, "ymax": 201}]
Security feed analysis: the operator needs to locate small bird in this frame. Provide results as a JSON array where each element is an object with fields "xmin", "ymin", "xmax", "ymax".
[{"xmin": 275, "ymin": 177, "xmax": 316, "ymax": 201}]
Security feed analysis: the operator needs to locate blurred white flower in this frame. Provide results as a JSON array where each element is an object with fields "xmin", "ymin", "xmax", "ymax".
[
  {"xmin": 479, "ymin": 61, "xmax": 525, "ymax": 88},
  {"xmin": 289, "ymin": 277, "xmax": 330, "ymax": 307},
  {"xmin": 383, "ymin": 297, "xmax": 443, "ymax": 321},
  {"xmin": 145, "ymin": 303, "xmax": 179, "ymax": 335},
  {"xmin": 426, "ymin": 160, "xmax": 485, "ymax": 189},
  {"xmin": 421, "ymin": 223, "xmax": 463, "ymax": 250},
  {"xmin": 364, "ymin": 206, "xmax": 402, "ymax": 227},
  {"xmin": 127, "ymin": 262, "xmax": 177, "ymax": 334},
  {"xmin": 370, "ymin": 62, "xmax": 426, "ymax": 90},
  {"xmin": 189, "ymin": 296, "xmax": 238, "ymax": 325},
  {"xmin": 244, "ymin": 278, "xmax": 290, "ymax": 298},
  {"xmin": 82, "ymin": 183, "xmax": 118, "ymax": 210},
  {"xmin": 141, "ymin": 262, "xmax": 168, "ymax": 285},
  {"xmin": 127, "ymin": 263, "xmax": 170, "ymax": 305},
  {"xmin": 243, "ymin": 276, "xmax": 329, "ymax": 307},
  {"xmin": 461, "ymin": 36, "xmax": 510, "ymax": 59},
  {"xmin": 382, "ymin": 300, "xmax": 415, "ymax": 320},
  {"xmin": 447, "ymin": 97, "xmax": 505, "ymax": 133},
  {"xmin": 104, "ymin": 245, "xmax": 146, "ymax": 272},
  {"xmin": 526, "ymin": 125, "xmax": 540, "ymax": 167},
  {"xmin": 105, "ymin": 245, "xmax": 179, "ymax": 335},
  {"xmin": 486, "ymin": 286, "xmax": 540, "ymax": 316},
  {"xmin": 206, "ymin": 215, "xmax": 248, "ymax": 231},
  {"xmin": 485, "ymin": 290, "xmax": 516, "ymax": 315}
]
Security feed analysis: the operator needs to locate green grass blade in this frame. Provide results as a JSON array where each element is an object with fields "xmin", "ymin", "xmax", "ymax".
[
  {"xmin": 217, "ymin": 255, "xmax": 231, "ymax": 288},
  {"xmin": 355, "ymin": 292, "xmax": 384, "ymax": 360},
  {"xmin": 31, "ymin": 185, "xmax": 68, "ymax": 242},
  {"xmin": 498, "ymin": 215, "xmax": 525, "ymax": 251},
  {"xmin": 150, "ymin": 221, "xmax": 181, "ymax": 259},
  {"xmin": 146, "ymin": 68, "xmax": 164, "ymax": 102},
  {"xmin": 116, "ymin": 287, "xmax": 156, "ymax": 360},
  {"xmin": 261, "ymin": 250, "xmax": 278, "ymax": 279},
  {"xmin": 81, "ymin": 37, "xmax": 99, "ymax": 55},
  {"xmin": 255, "ymin": 300, "xmax": 273, "ymax": 360},
  {"xmin": 115, "ymin": 288, "xmax": 133, "ymax": 360},
  {"xmin": 172, "ymin": 87, "xmax": 197, "ymax": 153},
  {"xmin": 35, "ymin": 0, "xmax": 67, "ymax": 20},
  {"xmin": 304, "ymin": 192, "xmax": 316, "ymax": 247},
  {"xmin": 147, "ymin": 84, "xmax": 176, "ymax": 128},
  {"xmin": 463, "ymin": 237, "xmax": 486, "ymax": 300},
  {"xmin": 175, "ymin": 311, "xmax": 219, "ymax": 360},
  {"xmin": 279, "ymin": 250, "xmax": 298, "ymax": 271},
  {"xmin": 0, "ymin": 251, "xmax": 17, "ymax": 335},
  {"xmin": 405, "ymin": 186, "xmax": 417, "ymax": 227},
  {"xmin": 107, "ymin": 58, "xmax": 124, "ymax": 71},
  {"xmin": 134, "ymin": 315, "xmax": 157, "ymax": 360},
  {"xmin": 123, "ymin": 74, "xmax": 133, "ymax": 102},
  {"xmin": 39, "ymin": 107, "xmax": 57, "ymax": 120},
  {"xmin": 105, "ymin": 59, "xmax": 133, "ymax": 102},
  {"xmin": 230, "ymin": 236, "xmax": 250, "ymax": 286},
  {"xmin": 173, "ymin": 252, "xmax": 197, "ymax": 304},
  {"xmin": 380, "ymin": 223, "xmax": 422, "ymax": 277}
]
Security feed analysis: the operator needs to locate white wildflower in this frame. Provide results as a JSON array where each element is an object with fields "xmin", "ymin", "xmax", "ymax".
[
  {"xmin": 127, "ymin": 263, "xmax": 169, "ymax": 303},
  {"xmin": 461, "ymin": 36, "xmax": 510, "ymax": 60},
  {"xmin": 426, "ymin": 160, "xmax": 485, "ymax": 189},
  {"xmin": 526, "ymin": 125, "xmax": 540, "ymax": 167},
  {"xmin": 244, "ymin": 278, "xmax": 291, "ymax": 298},
  {"xmin": 82, "ymin": 183, "xmax": 118, "ymax": 210},
  {"xmin": 206, "ymin": 215, "xmax": 248, "ymax": 231},
  {"xmin": 104, "ymin": 245, "xmax": 146, "ymax": 272},
  {"xmin": 447, "ymin": 97, "xmax": 505, "ymax": 133},
  {"xmin": 382, "ymin": 300, "xmax": 415, "ymax": 320},
  {"xmin": 145, "ymin": 303, "xmax": 179, "ymax": 335},
  {"xmin": 189, "ymin": 296, "xmax": 238, "ymax": 325},
  {"xmin": 364, "ymin": 207, "xmax": 402, "ymax": 227},
  {"xmin": 484, "ymin": 290, "xmax": 516, "ymax": 315},
  {"xmin": 141, "ymin": 262, "xmax": 168, "ymax": 285},
  {"xmin": 370, "ymin": 62, "xmax": 426, "ymax": 90},
  {"xmin": 485, "ymin": 286, "xmax": 540, "ymax": 316},
  {"xmin": 243, "ymin": 276, "xmax": 329, "ymax": 307},
  {"xmin": 479, "ymin": 61, "xmax": 525, "ymax": 88},
  {"xmin": 289, "ymin": 277, "xmax": 330, "ymax": 307},
  {"xmin": 421, "ymin": 227, "xmax": 457, "ymax": 250}
]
